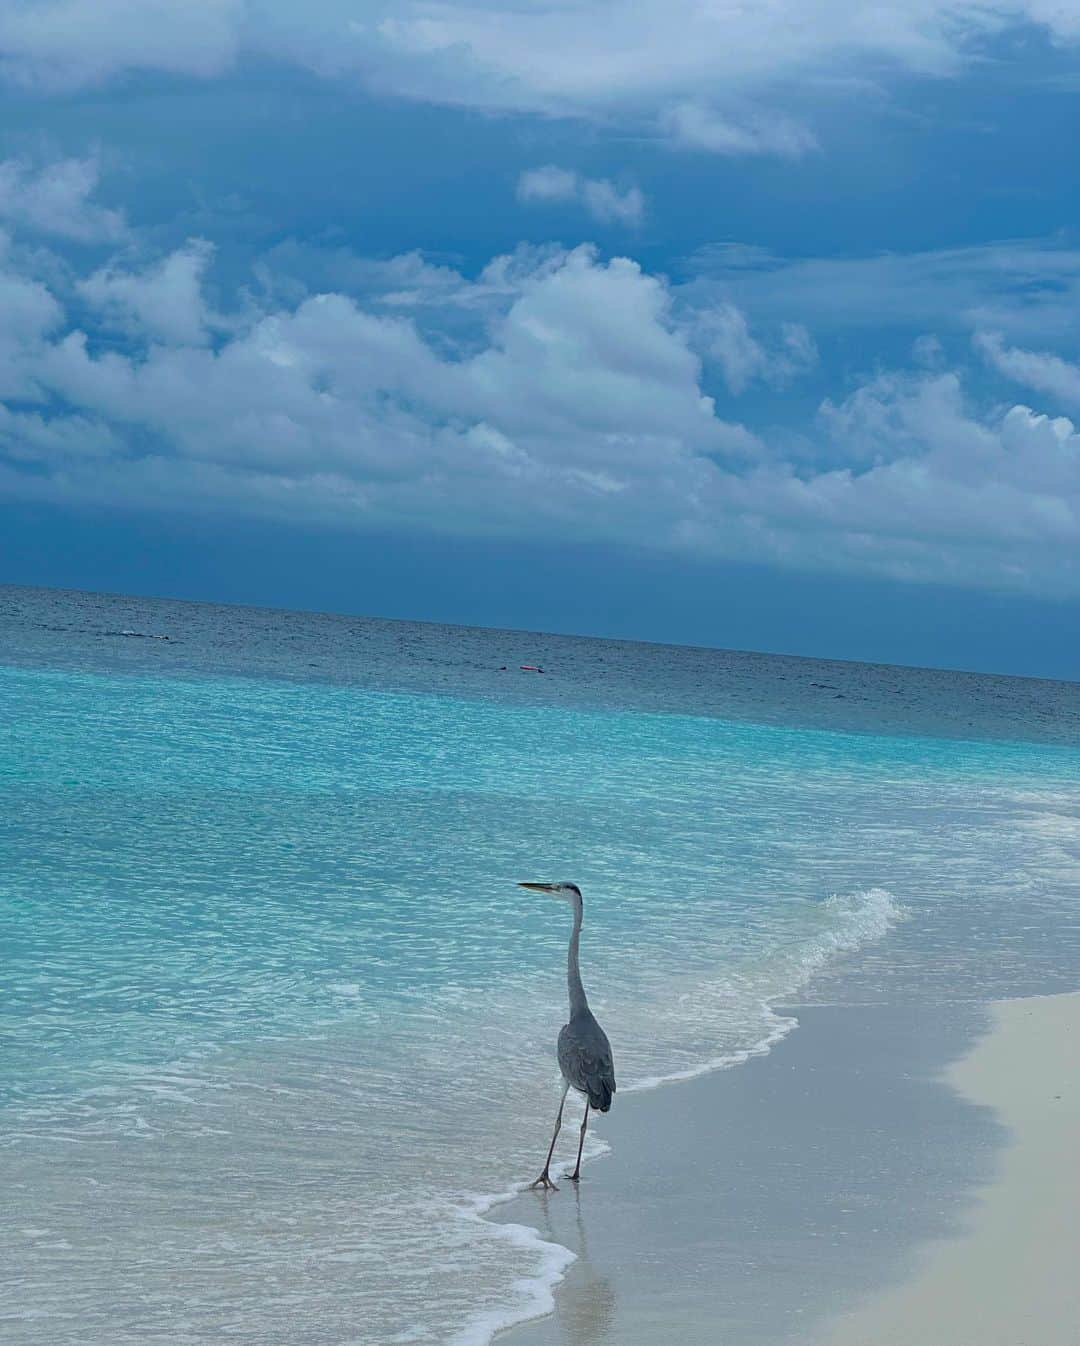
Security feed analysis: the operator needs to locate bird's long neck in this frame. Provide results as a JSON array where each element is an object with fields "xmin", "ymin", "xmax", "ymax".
[{"xmin": 567, "ymin": 893, "xmax": 588, "ymax": 1017}]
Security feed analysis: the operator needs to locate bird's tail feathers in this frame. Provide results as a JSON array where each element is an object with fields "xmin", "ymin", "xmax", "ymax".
[{"xmin": 588, "ymin": 1080, "xmax": 614, "ymax": 1113}]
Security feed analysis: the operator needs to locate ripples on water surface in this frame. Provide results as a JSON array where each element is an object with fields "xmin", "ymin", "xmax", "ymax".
[{"xmin": 2, "ymin": 585, "xmax": 1079, "ymax": 1345}]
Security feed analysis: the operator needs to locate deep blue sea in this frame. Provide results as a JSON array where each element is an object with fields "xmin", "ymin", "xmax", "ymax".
[{"xmin": 3, "ymin": 585, "xmax": 1079, "ymax": 1345}]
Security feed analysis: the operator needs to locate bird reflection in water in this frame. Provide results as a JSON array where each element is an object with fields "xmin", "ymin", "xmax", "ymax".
[{"xmin": 534, "ymin": 1185, "xmax": 617, "ymax": 1346}]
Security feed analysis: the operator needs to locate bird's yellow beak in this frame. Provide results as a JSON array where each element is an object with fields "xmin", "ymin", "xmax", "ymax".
[{"xmin": 518, "ymin": 881, "xmax": 557, "ymax": 892}]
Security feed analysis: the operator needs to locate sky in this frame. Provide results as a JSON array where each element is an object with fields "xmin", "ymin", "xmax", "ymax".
[{"xmin": 2, "ymin": 3, "xmax": 1080, "ymax": 677}]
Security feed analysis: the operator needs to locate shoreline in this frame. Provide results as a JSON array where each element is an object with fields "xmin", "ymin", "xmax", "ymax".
[
  {"xmin": 489, "ymin": 997, "xmax": 1000, "ymax": 1346},
  {"xmin": 818, "ymin": 990, "xmax": 1080, "ymax": 1345},
  {"xmin": 451, "ymin": 1014, "xmax": 799, "ymax": 1346}
]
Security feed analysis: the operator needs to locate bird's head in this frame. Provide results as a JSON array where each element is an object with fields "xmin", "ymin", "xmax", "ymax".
[{"xmin": 518, "ymin": 881, "xmax": 582, "ymax": 905}]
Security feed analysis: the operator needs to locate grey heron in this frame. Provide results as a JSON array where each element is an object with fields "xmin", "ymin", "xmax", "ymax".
[{"xmin": 519, "ymin": 881, "xmax": 616, "ymax": 1191}]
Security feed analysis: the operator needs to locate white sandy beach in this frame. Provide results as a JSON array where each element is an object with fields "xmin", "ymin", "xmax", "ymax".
[
  {"xmin": 495, "ymin": 991, "xmax": 1080, "ymax": 1346},
  {"xmin": 820, "ymin": 991, "xmax": 1080, "ymax": 1346}
]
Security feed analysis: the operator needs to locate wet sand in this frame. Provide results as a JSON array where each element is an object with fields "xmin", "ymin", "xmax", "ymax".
[
  {"xmin": 492, "ymin": 999, "xmax": 1001, "ymax": 1346},
  {"xmin": 820, "ymin": 991, "xmax": 1080, "ymax": 1346}
]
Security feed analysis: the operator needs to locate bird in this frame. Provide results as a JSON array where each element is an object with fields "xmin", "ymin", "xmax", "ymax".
[{"xmin": 519, "ymin": 881, "xmax": 616, "ymax": 1191}]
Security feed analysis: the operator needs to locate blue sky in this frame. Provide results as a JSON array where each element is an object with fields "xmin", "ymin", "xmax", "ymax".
[{"xmin": 2, "ymin": 4, "xmax": 1080, "ymax": 676}]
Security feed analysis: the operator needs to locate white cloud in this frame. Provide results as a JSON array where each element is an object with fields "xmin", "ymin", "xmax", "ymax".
[
  {"xmin": 975, "ymin": 331, "xmax": 1080, "ymax": 411},
  {"xmin": 290, "ymin": 2, "xmax": 1080, "ymax": 112},
  {"xmin": 693, "ymin": 303, "xmax": 817, "ymax": 394},
  {"xmin": 0, "ymin": 156, "xmax": 126, "ymax": 242},
  {"xmin": 5, "ymin": 0, "xmax": 1080, "ymax": 127},
  {"xmin": 4, "ymin": 243, "xmax": 756, "ymax": 521},
  {"xmin": 78, "ymin": 240, "xmax": 218, "ymax": 346},
  {"xmin": 661, "ymin": 102, "xmax": 818, "ymax": 157},
  {"xmin": 682, "ymin": 240, "xmax": 1080, "ymax": 345},
  {"xmin": 2, "ymin": 235, "xmax": 1079, "ymax": 597},
  {"xmin": 517, "ymin": 166, "xmax": 644, "ymax": 226},
  {"xmin": 0, "ymin": 402, "xmax": 123, "ymax": 462},
  {"xmin": 516, "ymin": 165, "xmax": 578, "ymax": 204},
  {"xmin": 811, "ymin": 372, "xmax": 1080, "ymax": 575},
  {"xmin": 580, "ymin": 179, "xmax": 644, "ymax": 226},
  {"xmin": 0, "ymin": 0, "xmax": 239, "ymax": 90},
  {"xmin": 0, "ymin": 233, "xmax": 65, "ymax": 397}
]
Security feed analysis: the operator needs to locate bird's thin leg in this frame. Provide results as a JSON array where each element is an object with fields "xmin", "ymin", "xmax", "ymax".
[
  {"xmin": 530, "ymin": 1083, "xmax": 569, "ymax": 1191},
  {"xmin": 568, "ymin": 1102, "xmax": 589, "ymax": 1182}
]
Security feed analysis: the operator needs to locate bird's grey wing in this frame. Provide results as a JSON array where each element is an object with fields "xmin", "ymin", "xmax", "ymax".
[{"xmin": 558, "ymin": 1018, "xmax": 616, "ymax": 1113}]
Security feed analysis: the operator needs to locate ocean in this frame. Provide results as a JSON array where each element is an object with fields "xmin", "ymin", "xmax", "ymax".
[{"xmin": 2, "ymin": 584, "xmax": 1079, "ymax": 1346}]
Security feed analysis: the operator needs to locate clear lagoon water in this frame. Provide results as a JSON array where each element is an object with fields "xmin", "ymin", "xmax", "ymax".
[{"xmin": 2, "ymin": 585, "xmax": 1079, "ymax": 1345}]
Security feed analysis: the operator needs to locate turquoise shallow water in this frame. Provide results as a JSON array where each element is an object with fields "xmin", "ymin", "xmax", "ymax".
[{"xmin": 2, "ymin": 586, "xmax": 1079, "ymax": 1345}]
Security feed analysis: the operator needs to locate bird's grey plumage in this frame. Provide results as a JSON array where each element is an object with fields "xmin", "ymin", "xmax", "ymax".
[
  {"xmin": 519, "ymin": 880, "xmax": 615, "ymax": 1189},
  {"xmin": 558, "ymin": 1013, "xmax": 615, "ymax": 1113}
]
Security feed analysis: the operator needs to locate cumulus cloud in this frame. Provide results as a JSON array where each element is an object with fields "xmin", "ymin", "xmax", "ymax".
[
  {"xmin": 0, "ymin": 234, "xmax": 65, "ymax": 396},
  {"xmin": 0, "ymin": 156, "xmax": 126, "ymax": 242},
  {"xmin": 661, "ymin": 102, "xmax": 818, "ymax": 157},
  {"xmin": 813, "ymin": 371, "xmax": 1079, "ymax": 580},
  {"xmin": 517, "ymin": 166, "xmax": 645, "ymax": 226},
  {"xmin": 1, "ymin": 234, "xmax": 1079, "ymax": 597},
  {"xmin": 2, "ymin": 242, "xmax": 755, "ymax": 524},
  {"xmin": 78, "ymin": 240, "xmax": 218, "ymax": 346}
]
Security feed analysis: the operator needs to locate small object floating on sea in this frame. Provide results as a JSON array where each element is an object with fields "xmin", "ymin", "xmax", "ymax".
[
  {"xmin": 116, "ymin": 630, "xmax": 171, "ymax": 640},
  {"xmin": 519, "ymin": 664, "xmax": 545, "ymax": 673}
]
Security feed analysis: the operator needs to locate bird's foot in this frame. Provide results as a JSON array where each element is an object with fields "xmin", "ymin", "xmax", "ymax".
[
  {"xmin": 529, "ymin": 1173, "xmax": 559, "ymax": 1192},
  {"xmin": 567, "ymin": 1171, "xmax": 581, "ymax": 1183}
]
